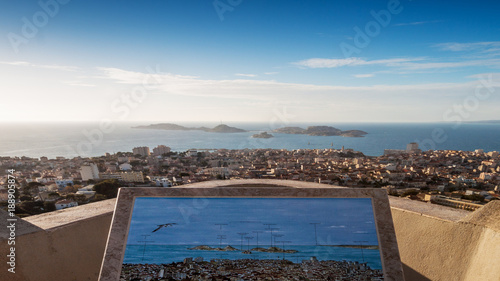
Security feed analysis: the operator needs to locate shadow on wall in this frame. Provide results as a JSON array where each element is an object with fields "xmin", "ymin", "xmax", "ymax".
[{"xmin": 403, "ymin": 263, "xmax": 432, "ymax": 281}]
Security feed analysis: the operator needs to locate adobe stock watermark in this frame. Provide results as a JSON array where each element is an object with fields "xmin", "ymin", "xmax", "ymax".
[
  {"xmin": 415, "ymin": 74, "xmax": 499, "ymax": 151},
  {"xmin": 6, "ymin": 169, "xmax": 17, "ymax": 274},
  {"xmin": 8, "ymin": 0, "xmax": 71, "ymax": 54},
  {"xmin": 339, "ymin": 0, "xmax": 403, "ymax": 58},
  {"xmin": 213, "ymin": 0, "xmax": 243, "ymax": 21},
  {"xmin": 64, "ymin": 65, "xmax": 164, "ymax": 157}
]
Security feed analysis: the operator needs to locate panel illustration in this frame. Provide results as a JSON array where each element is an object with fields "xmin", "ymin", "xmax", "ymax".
[{"xmin": 121, "ymin": 197, "xmax": 384, "ymax": 280}]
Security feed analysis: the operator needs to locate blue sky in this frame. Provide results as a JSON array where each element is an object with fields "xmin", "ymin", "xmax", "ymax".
[
  {"xmin": 1, "ymin": 0, "xmax": 499, "ymax": 123},
  {"xmin": 126, "ymin": 198, "xmax": 378, "ymax": 246}
]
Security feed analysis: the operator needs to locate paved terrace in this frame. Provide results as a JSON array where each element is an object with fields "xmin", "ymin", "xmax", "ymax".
[{"xmin": 1, "ymin": 179, "xmax": 499, "ymax": 281}]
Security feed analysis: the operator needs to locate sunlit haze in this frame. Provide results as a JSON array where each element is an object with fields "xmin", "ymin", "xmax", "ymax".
[{"xmin": 1, "ymin": 0, "xmax": 499, "ymax": 123}]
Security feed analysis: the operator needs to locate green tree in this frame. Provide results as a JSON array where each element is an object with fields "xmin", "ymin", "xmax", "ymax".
[
  {"xmin": 43, "ymin": 201, "xmax": 56, "ymax": 212},
  {"xmin": 91, "ymin": 194, "xmax": 108, "ymax": 202},
  {"xmin": 402, "ymin": 190, "xmax": 419, "ymax": 197},
  {"xmin": 93, "ymin": 179, "xmax": 121, "ymax": 199},
  {"xmin": 23, "ymin": 182, "xmax": 44, "ymax": 195}
]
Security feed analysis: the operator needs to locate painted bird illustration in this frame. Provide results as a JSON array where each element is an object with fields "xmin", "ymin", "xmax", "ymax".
[{"xmin": 152, "ymin": 223, "xmax": 177, "ymax": 233}]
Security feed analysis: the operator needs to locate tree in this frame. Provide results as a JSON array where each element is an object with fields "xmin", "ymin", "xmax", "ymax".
[
  {"xmin": 93, "ymin": 179, "xmax": 121, "ymax": 199},
  {"xmin": 74, "ymin": 194, "xmax": 88, "ymax": 204},
  {"xmin": 43, "ymin": 201, "xmax": 56, "ymax": 212},
  {"xmin": 64, "ymin": 185, "xmax": 78, "ymax": 193},
  {"xmin": 23, "ymin": 182, "xmax": 44, "ymax": 195},
  {"xmin": 402, "ymin": 190, "xmax": 419, "ymax": 197},
  {"xmin": 20, "ymin": 195, "xmax": 33, "ymax": 201},
  {"xmin": 19, "ymin": 201, "xmax": 44, "ymax": 215},
  {"xmin": 91, "ymin": 194, "xmax": 107, "ymax": 202}
]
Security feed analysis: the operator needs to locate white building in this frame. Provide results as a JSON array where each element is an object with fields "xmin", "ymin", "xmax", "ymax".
[
  {"xmin": 132, "ymin": 146, "xmax": 150, "ymax": 157},
  {"xmin": 55, "ymin": 199, "xmax": 78, "ymax": 210},
  {"xmin": 119, "ymin": 163, "xmax": 132, "ymax": 171},
  {"xmin": 153, "ymin": 145, "xmax": 171, "ymax": 156},
  {"xmin": 155, "ymin": 178, "xmax": 172, "ymax": 187},
  {"xmin": 80, "ymin": 163, "xmax": 100, "ymax": 181},
  {"xmin": 55, "ymin": 179, "xmax": 74, "ymax": 188}
]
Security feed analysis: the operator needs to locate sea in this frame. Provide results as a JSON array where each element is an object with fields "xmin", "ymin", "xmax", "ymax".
[
  {"xmin": 1, "ymin": 122, "xmax": 499, "ymax": 158},
  {"xmin": 123, "ymin": 244, "xmax": 382, "ymax": 270}
]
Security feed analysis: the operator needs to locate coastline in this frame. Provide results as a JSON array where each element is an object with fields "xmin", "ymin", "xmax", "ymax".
[{"xmin": 1, "ymin": 122, "xmax": 500, "ymax": 158}]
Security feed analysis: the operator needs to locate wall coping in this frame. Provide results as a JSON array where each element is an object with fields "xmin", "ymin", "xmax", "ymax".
[{"xmin": 15, "ymin": 185, "xmax": 478, "ymax": 232}]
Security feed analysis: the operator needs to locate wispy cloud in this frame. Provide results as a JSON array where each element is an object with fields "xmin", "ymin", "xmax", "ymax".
[
  {"xmin": 0, "ymin": 61, "xmax": 79, "ymax": 71},
  {"xmin": 435, "ymin": 41, "xmax": 500, "ymax": 52},
  {"xmin": 264, "ymin": 72, "xmax": 278, "ymax": 75},
  {"xmin": 293, "ymin": 56, "xmax": 500, "ymax": 71},
  {"xmin": 98, "ymin": 66, "xmax": 492, "ymax": 102},
  {"xmin": 399, "ymin": 59, "xmax": 500, "ymax": 70},
  {"xmin": 235, "ymin": 73, "xmax": 257, "ymax": 77},
  {"xmin": 394, "ymin": 20, "xmax": 443, "ymax": 27},
  {"xmin": 354, "ymin": 74, "xmax": 374, "ymax": 78},
  {"xmin": 64, "ymin": 81, "xmax": 96, "ymax": 87},
  {"xmin": 292, "ymin": 57, "xmax": 422, "ymax": 69}
]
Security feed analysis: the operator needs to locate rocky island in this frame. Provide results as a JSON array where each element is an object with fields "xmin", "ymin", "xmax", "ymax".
[
  {"xmin": 133, "ymin": 123, "xmax": 247, "ymax": 133},
  {"xmin": 188, "ymin": 245, "xmax": 297, "ymax": 253},
  {"xmin": 188, "ymin": 245, "xmax": 238, "ymax": 251},
  {"xmin": 252, "ymin": 132, "xmax": 274, "ymax": 138},
  {"xmin": 273, "ymin": 126, "xmax": 367, "ymax": 137}
]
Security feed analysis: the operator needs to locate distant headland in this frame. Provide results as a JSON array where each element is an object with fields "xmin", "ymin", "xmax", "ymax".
[
  {"xmin": 133, "ymin": 123, "xmax": 367, "ymax": 137},
  {"xmin": 133, "ymin": 123, "xmax": 247, "ymax": 133},
  {"xmin": 188, "ymin": 245, "xmax": 298, "ymax": 253},
  {"xmin": 273, "ymin": 126, "xmax": 368, "ymax": 137}
]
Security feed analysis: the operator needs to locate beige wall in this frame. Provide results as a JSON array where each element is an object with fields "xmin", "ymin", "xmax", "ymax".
[
  {"xmin": 1, "ymin": 193, "xmax": 499, "ymax": 281},
  {"xmin": 392, "ymin": 207, "xmax": 499, "ymax": 281}
]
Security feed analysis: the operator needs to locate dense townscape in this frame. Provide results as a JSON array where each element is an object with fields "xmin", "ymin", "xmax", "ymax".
[
  {"xmin": 121, "ymin": 258, "xmax": 383, "ymax": 280},
  {"xmin": 1, "ymin": 143, "xmax": 499, "ymax": 216}
]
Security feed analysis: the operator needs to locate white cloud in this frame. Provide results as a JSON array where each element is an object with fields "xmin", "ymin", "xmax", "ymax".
[
  {"xmin": 0, "ymin": 61, "xmax": 79, "ymax": 71},
  {"xmin": 435, "ymin": 41, "xmax": 500, "ymax": 52},
  {"xmin": 292, "ymin": 57, "xmax": 422, "ymax": 69},
  {"xmin": 64, "ymin": 81, "xmax": 96, "ymax": 87},
  {"xmin": 97, "ymin": 66, "xmax": 490, "ymax": 100},
  {"xmin": 235, "ymin": 73, "xmax": 257, "ymax": 77},
  {"xmin": 293, "ymin": 56, "xmax": 500, "ymax": 71},
  {"xmin": 394, "ymin": 20, "xmax": 443, "ymax": 27},
  {"xmin": 354, "ymin": 74, "xmax": 374, "ymax": 78},
  {"xmin": 293, "ymin": 57, "xmax": 365, "ymax": 68},
  {"xmin": 399, "ymin": 59, "xmax": 500, "ymax": 70}
]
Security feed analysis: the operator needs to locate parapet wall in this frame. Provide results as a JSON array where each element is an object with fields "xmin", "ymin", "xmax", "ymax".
[
  {"xmin": 1, "ymin": 183, "xmax": 499, "ymax": 281},
  {"xmin": 390, "ymin": 198, "xmax": 500, "ymax": 281}
]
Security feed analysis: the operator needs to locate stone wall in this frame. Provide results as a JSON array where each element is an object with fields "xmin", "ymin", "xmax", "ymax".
[{"xmin": 1, "ymin": 183, "xmax": 499, "ymax": 281}]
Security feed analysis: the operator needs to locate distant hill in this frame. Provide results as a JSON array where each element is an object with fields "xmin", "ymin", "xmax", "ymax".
[
  {"xmin": 273, "ymin": 126, "xmax": 367, "ymax": 137},
  {"xmin": 133, "ymin": 123, "xmax": 247, "ymax": 133},
  {"xmin": 208, "ymin": 124, "xmax": 246, "ymax": 133},
  {"xmin": 252, "ymin": 132, "xmax": 274, "ymax": 138}
]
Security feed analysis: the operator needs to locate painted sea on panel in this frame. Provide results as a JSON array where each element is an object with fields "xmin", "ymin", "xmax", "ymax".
[{"xmin": 123, "ymin": 197, "xmax": 382, "ymax": 270}]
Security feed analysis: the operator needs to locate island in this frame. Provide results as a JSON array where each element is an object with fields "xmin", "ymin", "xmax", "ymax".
[
  {"xmin": 251, "ymin": 132, "xmax": 274, "ymax": 138},
  {"xmin": 133, "ymin": 123, "xmax": 247, "ymax": 133},
  {"xmin": 273, "ymin": 126, "xmax": 367, "ymax": 137},
  {"xmin": 188, "ymin": 245, "xmax": 238, "ymax": 251},
  {"xmin": 188, "ymin": 245, "xmax": 297, "ymax": 253}
]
